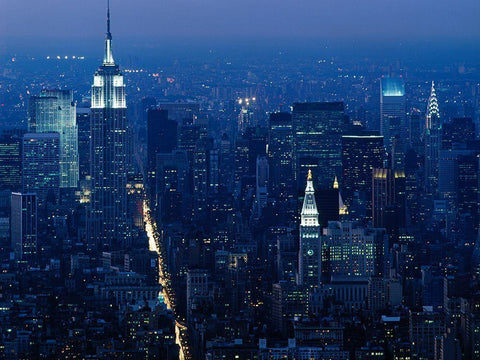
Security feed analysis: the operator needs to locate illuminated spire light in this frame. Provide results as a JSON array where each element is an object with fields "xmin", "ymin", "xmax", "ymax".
[{"xmin": 426, "ymin": 81, "xmax": 440, "ymax": 130}]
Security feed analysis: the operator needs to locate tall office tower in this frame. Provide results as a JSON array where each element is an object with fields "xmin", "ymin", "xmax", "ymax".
[
  {"xmin": 178, "ymin": 124, "xmax": 206, "ymax": 165},
  {"xmin": 457, "ymin": 154, "xmax": 479, "ymax": 241},
  {"xmin": 208, "ymin": 148, "xmax": 219, "ymax": 195},
  {"xmin": 11, "ymin": 192, "xmax": 37, "ymax": 264},
  {"xmin": 156, "ymin": 150, "xmax": 189, "ymax": 223},
  {"xmin": 192, "ymin": 138, "xmax": 213, "ymax": 221},
  {"xmin": 0, "ymin": 134, "xmax": 22, "ymax": 191},
  {"xmin": 237, "ymin": 97, "xmax": 257, "ymax": 134},
  {"xmin": 233, "ymin": 136, "xmax": 250, "ymax": 196},
  {"xmin": 409, "ymin": 109, "xmax": 423, "ymax": 151},
  {"xmin": 87, "ymin": 5, "xmax": 130, "ymax": 250},
  {"xmin": 372, "ymin": 168, "xmax": 406, "ymax": 240},
  {"xmin": 322, "ymin": 221, "xmax": 387, "ymax": 279},
  {"xmin": 441, "ymin": 118, "xmax": 475, "ymax": 150},
  {"xmin": 29, "ymin": 89, "xmax": 79, "ymax": 188},
  {"xmin": 341, "ymin": 134, "xmax": 384, "ymax": 208},
  {"xmin": 76, "ymin": 107, "xmax": 91, "ymax": 181},
  {"xmin": 147, "ymin": 109, "xmax": 177, "ymax": 197},
  {"xmin": 245, "ymin": 126, "xmax": 267, "ymax": 174},
  {"xmin": 268, "ymin": 112, "xmax": 294, "ymax": 202},
  {"xmin": 292, "ymin": 102, "xmax": 344, "ymax": 189},
  {"xmin": 317, "ymin": 188, "xmax": 340, "ymax": 228},
  {"xmin": 424, "ymin": 82, "xmax": 441, "ymax": 195},
  {"xmin": 22, "ymin": 133, "xmax": 60, "ymax": 206},
  {"xmin": 298, "ymin": 170, "xmax": 321, "ymax": 288},
  {"xmin": 380, "ymin": 77, "xmax": 406, "ymax": 160},
  {"xmin": 276, "ymin": 228, "xmax": 297, "ymax": 283},
  {"xmin": 255, "ymin": 156, "xmax": 269, "ymax": 218}
]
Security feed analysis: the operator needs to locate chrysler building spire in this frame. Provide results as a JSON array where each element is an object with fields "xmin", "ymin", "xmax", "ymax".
[{"xmin": 426, "ymin": 81, "xmax": 440, "ymax": 131}]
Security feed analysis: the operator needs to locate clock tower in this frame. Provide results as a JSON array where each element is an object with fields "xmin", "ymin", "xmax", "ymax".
[{"xmin": 298, "ymin": 170, "xmax": 321, "ymax": 287}]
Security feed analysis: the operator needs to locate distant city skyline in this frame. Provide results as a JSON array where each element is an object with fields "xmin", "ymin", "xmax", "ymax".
[{"xmin": 2, "ymin": 0, "xmax": 480, "ymax": 42}]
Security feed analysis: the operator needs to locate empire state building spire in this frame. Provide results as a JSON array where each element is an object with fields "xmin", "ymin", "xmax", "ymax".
[{"xmin": 103, "ymin": 0, "xmax": 115, "ymax": 65}]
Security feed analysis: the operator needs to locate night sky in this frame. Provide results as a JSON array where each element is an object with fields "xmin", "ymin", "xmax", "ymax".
[{"xmin": 2, "ymin": 0, "xmax": 480, "ymax": 41}]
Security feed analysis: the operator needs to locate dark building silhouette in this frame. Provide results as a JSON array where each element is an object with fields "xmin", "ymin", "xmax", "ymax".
[
  {"xmin": 268, "ymin": 112, "xmax": 294, "ymax": 202},
  {"xmin": 457, "ymin": 153, "xmax": 479, "ymax": 239},
  {"xmin": 341, "ymin": 134, "xmax": 384, "ymax": 208},
  {"xmin": 372, "ymin": 168, "xmax": 406, "ymax": 242},
  {"xmin": 147, "ymin": 109, "xmax": 177, "ymax": 196},
  {"xmin": 292, "ymin": 102, "xmax": 344, "ymax": 189},
  {"xmin": 11, "ymin": 192, "xmax": 37, "ymax": 265},
  {"xmin": 76, "ymin": 107, "xmax": 90, "ymax": 181},
  {"xmin": 442, "ymin": 117, "xmax": 475, "ymax": 150}
]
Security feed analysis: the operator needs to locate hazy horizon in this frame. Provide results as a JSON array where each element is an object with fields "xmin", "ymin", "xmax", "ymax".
[{"xmin": 2, "ymin": 0, "xmax": 479, "ymax": 42}]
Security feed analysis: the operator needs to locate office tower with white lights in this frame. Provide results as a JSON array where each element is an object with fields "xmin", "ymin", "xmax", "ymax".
[
  {"xmin": 87, "ymin": 4, "xmax": 130, "ymax": 249},
  {"xmin": 29, "ymin": 89, "xmax": 78, "ymax": 188}
]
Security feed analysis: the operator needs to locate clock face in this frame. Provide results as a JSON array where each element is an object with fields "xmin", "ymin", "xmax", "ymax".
[{"xmin": 307, "ymin": 249, "xmax": 314, "ymax": 256}]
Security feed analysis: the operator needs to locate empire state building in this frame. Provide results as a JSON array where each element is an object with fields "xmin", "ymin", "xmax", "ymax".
[{"xmin": 87, "ymin": 3, "xmax": 130, "ymax": 249}]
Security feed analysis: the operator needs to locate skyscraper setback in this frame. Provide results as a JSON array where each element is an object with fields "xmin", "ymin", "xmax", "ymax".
[
  {"xmin": 29, "ymin": 89, "xmax": 79, "ymax": 188},
  {"xmin": 87, "ymin": 4, "xmax": 130, "ymax": 249},
  {"xmin": 380, "ymin": 77, "xmax": 406, "ymax": 160}
]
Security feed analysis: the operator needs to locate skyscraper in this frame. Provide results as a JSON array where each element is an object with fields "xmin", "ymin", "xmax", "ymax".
[
  {"xmin": 268, "ymin": 112, "xmax": 294, "ymax": 202},
  {"xmin": 255, "ymin": 155, "xmax": 269, "ymax": 218},
  {"xmin": 341, "ymin": 134, "xmax": 384, "ymax": 207},
  {"xmin": 87, "ymin": 4, "xmax": 130, "ymax": 249},
  {"xmin": 0, "ymin": 134, "xmax": 22, "ymax": 191},
  {"xmin": 11, "ymin": 192, "xmax": 37, "ymax": 264},
  {"xmin": 76, "ymin": 107, "xmax": 91, "ymax": 181},
  {"xmin": 147, "ymin": 109, "xmax": 177, "ymax": 197},
  {"xmin": 380, "ymin": 77, "xmax": 406, "ymax": 160},
  {"xmin": 372, "ymin": 168, "xmax": 406, "ymax": 240},
  {"xmin": 298, "ymin": 170, "xmax": 321, "ymax": 288},
  {"xmin": 292, "ymin": 102, "xmax": 344, "ymax": 189},
  {"xmin": 22, "ymin": 133, "xmax": 60, "ymax": 206},
  {"xmin": 424, "ymin": 82, "xmax": 441, "ymax": 195},
  {"xmin": 29, "ymin": 89, "xmax": 79, "ymax": 188}
]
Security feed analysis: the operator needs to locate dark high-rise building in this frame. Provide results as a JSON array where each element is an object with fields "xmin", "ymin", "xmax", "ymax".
[
  {"xmin": 457, "ymin": 153, "xmax": 479, "ymax": 238},
  {"xmin": 76, "ymin": 107, "xmax": 90, "ymax": 181},
  {"xmin": 22, "ymin": 133, "xmax": 60, "ymax": 206},
  {"xmin": 292, "ymin": 102, "xmax": 344, "ymax": 189},
  {"xmin": 87, "ymin": 6, "xmax": 130, "ymax": 249},
  {"xmin": 179, "ymin": 124, "xmax": 206, "ymax": 165},
  {"xmin": 442, "ymin": 118, "xmax": 475, "ymax": 150},
  {"xmin": 147, "ymin": 109, "xmax": 177, "ymax": 196},
  {"xmin": 192, "ymin": 138, "xmax": 213, "ymax": 221},
  {"xmin": 317, "ymin": 188, "xmax": 340, "ymax": 228},
  {"xmin": 372, "ymin": 168, "xmax": 406, "ymax": 241},
  {"xmin": 380, "ymin": 77, "xmax": 406, "ymax": 159},
  {"xmin": 156, "ymin": 150, "xmax": 189, "ymax": 223},
  {"xmin": 268, "ymin": 112, "xmax": 294, "ymax": 201},
  {"xmin": 341, "ymin": 134, "xmax": 384, "ymax": 207},
  {"xmin": 11, "ymin": 192, "xmax": 37, "ymax": 264},
  {"xmin": 0, "ymin": 134, "xmax": 22, "ymax": 191}
]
